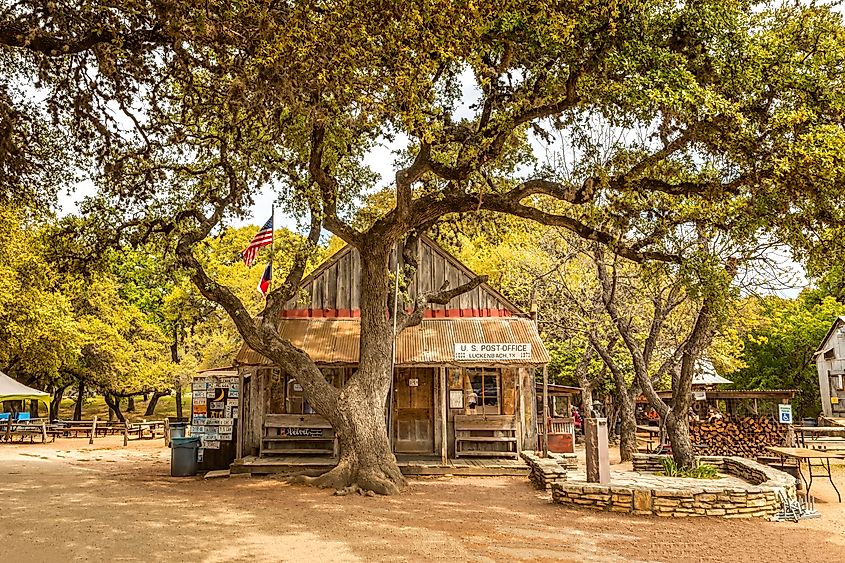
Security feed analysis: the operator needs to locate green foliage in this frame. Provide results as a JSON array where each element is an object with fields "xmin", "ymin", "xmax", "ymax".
[
  {"xmin": 733, "ymin": 294, "xmax": 845, "ymax": 418},
  {"xmin": 659, "ymin": 457, "xmax": 719, "ymax": 479}
]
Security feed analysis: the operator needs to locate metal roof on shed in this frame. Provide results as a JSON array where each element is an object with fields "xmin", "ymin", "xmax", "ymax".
[{"xmin": 235, "ymin": 317, "xmax": 549, "ymax": 367}]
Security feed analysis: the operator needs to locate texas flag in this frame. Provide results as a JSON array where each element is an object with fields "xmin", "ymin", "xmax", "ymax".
[{"xmin": 257, "ymin": 262, "xmax": 272, "ymax": 298}]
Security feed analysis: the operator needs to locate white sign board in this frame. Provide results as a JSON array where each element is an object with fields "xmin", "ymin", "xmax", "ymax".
[
  {"xmin": 778, "ymin": 404, "xmax": 793, "ymax": 424},
  {"xmin": 449, "ymin": 390, "xmax": 464, "ymax": 409},
  {"xmin": 454, "ymin": 343, "xmax": 532, "ymax": 361},
  {"xmin": 408, "ymin": 378, "xmax": 419, "ymax": 387}
]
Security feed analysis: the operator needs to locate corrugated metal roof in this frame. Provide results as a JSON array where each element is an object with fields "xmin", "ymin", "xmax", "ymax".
[{"xmin": 235, "ymin": 318, "xmax": 549, "ymax": 367}]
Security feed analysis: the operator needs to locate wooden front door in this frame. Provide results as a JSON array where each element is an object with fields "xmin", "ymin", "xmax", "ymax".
[{"xmin": 393, "ymin": 368, "xmax": 435, "ymax": 454}]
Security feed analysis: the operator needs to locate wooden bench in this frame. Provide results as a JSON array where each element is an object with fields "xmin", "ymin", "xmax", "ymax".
[
  {"xmin": 261, "ymin": 414, "xmax": 337, "ymax": 457},
  {"xmin": 455, "ymin": 414, "xmax": 518, "ymax": 459},
  {"xmin": 796, "ymin": 426, "xmax": 845, "ymax": 453}
]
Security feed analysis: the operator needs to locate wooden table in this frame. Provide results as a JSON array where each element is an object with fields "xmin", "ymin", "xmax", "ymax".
[
  {"xmin": 766, "ymin": 446, "xmax": 845, "ymax": 502},
  {"xmin": 636, "ymin": 425, "xmax": 662, "ymax": 453}
]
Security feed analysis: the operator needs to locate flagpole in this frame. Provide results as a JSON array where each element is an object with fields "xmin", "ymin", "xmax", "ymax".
[{"xmin": 269, "ymin": 206, "xmax": 275, "ymax": 292}]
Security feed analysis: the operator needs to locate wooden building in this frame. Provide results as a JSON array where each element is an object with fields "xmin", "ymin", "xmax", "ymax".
[
  {"xmin": 815, "ymin": 316, "xmax": 845, "ymax": 419},
  {"xmin": 233, "ymin": 236, "xmax": 548, "ymax": 467}
]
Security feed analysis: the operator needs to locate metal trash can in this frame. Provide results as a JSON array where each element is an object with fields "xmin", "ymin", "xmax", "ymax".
[
  {"xmin": 169, "ymin": 422, "xmax": 187, "ymax": 441},
  {"xmin": 170, "ymin": 436, "xmax": 200, "ymax": 477}
]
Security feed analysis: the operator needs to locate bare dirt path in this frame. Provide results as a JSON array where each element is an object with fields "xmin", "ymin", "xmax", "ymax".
[{"xmin": 1, "ymin": 438, "xmax": 843, "ymax": 562}]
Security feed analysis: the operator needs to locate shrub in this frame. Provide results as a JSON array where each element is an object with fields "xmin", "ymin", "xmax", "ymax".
[{"xmin": 659, "ymin": 457, "xmax": 718, "ymax": 479}]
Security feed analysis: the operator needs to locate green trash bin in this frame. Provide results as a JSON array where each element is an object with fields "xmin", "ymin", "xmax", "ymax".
[{"xmin": 171, "ymin": 436, "xmax": 200, "ymax": 477}]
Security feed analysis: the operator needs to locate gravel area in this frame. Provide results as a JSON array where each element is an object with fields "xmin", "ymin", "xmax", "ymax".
[{"xmin": 0, "ymin": 437, "xmax": 844, "ymax": 562}]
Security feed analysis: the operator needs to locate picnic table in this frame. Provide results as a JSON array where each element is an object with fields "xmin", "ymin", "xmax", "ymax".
[
  {"xmin": 126, "ymin": 420, "xmax": 165, "ymax": 440},
  {"xmin": 792, "ymin": 426, "xmax": 845, "ymax": 452},
  {"xmin": 765, "ymin": 446, "xmax": 845, "ymax": 502},
  {"xmin": 1, "ymin": 419, "xmax": 58, "ymax": 443},
  {"xmin": 636, "ymin": 425, "xmax": 662, "ymax": 453}
]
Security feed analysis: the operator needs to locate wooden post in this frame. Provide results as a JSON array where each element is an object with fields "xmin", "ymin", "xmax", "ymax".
[
  {"xmin": 235, "ymin": 370, "xmax": 244, "ymax": 459},
  {"xmin": 123, "ymin": 421, "xmax": 129, "ymax": 447},
  {"xmin": 514, "ymin": 368, "xmax": 523, "ymax": 456},
  {"xmin": 41, "ymin": 420, "xmax": 47, "ymax": 443},
  {"xmin": 4, "ymin": 414, "xmax": 11, "ymax": 443},
  {"xmin": 89, "ymin": 415, "xmax": 97, "ymax": 445},
  {"xmin": 542, "ymin": 365, "xmax": 549, "ymax": 458},
  {"xmin": 440, "ymin": 368, "xmax": 448, "ymax": 465}
]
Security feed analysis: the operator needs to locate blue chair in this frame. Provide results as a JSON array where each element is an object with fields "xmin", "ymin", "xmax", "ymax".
[
  {"xmin": 0, "ymin": 413, "xmax": 9, "ymax": 422},
  {"xmin": 16, "ymin": 412, "xmax": 30, "ymax": 422}
]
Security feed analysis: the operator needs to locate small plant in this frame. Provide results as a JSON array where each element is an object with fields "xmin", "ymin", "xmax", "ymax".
[{"xmin": 659, "ymin": 457, "xmax": 719, "ymax": 479}]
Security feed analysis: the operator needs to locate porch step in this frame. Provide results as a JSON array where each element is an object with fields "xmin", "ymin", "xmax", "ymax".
[
  {"xmin": 261, "ymin": 448, "xmax": 335, "ymax": 455},
  {"xmin": 456, "ymin": 436, "xmax": 517, "ymax": 442},
  {"xmin": 455, "ymin": 451, "xmax": 518, "ymax": 458},
  {"xmin": 262, "ymin": 437, "xmax": 335, "ymax": 442}
]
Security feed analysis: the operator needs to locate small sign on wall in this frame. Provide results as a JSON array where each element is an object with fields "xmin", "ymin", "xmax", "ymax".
[
  {"xmin": 778, "ymin": 404, "xmax": 793, "ymax": 424},
  {"xmin": 408, "ymin": 378, "xmax": 419, "ymax": 387},
  {"xmin": 449, "ymin": 390, "xmax": 464, "ymax": 409}
]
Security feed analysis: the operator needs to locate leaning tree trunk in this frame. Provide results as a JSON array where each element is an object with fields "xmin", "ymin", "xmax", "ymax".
[
  {"xmin": 144, "ymin": 391, "xmax": 165, "ymax": 416},
  {"xmin": 300, "ymin": 244, "xmax": 406, "ymax": 494},
  {"xmin": 104, "ymin": 394, "xmax": 125, "ymax": 422},
  {"xmin": 73, "ymin": 380, "xmax": 85, "ymax": 420},
  {"xmin": 50, "ymin": 385, "xmax": 67, "ymax": 420},
  {"xmin": 665, "ymin": 408, "xmax": 696, "ymax": 469}
]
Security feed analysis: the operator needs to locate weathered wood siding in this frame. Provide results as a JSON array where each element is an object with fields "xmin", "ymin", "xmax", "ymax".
[{"xmin": 283, "ymin": 236, "xmax": 519, "ymax": 315}]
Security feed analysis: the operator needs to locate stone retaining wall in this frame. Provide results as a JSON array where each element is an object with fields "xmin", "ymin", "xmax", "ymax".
[
  {"xmin": 545, "ymin": 454, "xmax": 795, "ymax": 518},
  {"xmin": 551, "ymin": 482, "xmax": 781, "ymax": 518},
  {"xmin": 520, "ymin": 451, "xmax": 571, "ymax": 490}
]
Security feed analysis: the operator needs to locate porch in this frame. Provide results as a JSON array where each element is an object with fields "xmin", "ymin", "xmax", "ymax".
[{"xmin": 230, "ymin": 454, "xmax": 529, "ymax": 476}]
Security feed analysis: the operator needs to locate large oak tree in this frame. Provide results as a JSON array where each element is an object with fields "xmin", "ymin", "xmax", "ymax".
[{"xmin": 5, "ymin": 1, "xmax": 845, "ymax": 488}]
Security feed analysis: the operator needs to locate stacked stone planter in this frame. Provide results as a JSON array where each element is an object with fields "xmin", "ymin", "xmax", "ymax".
[{"xmin": 547, "ymin": 454, "xmax": 795, "ymax": 518}]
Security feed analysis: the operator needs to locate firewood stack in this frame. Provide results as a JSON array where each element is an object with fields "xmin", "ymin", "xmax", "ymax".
[{"xmin": 690, "ymin": 416, "xmax": 787, "ymax": 457}]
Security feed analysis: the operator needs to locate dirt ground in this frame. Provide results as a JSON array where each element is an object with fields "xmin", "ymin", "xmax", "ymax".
[{"xmin": 1, "ymin": 438, "xmax": 844, "ymax": 562}]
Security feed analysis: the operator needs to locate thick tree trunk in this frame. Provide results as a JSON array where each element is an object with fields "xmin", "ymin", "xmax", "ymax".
[
  {"xmin": 73, "ymin": 380, "xmax": 85, "ymax": 420},
  {"xmin": 175, "ymin": 385, "xmax": 183, "ymax": 419},
  {"xmin": 665, "ymin": 408, "xmax": 695, "ymax": 469},
  {"xmin": 300, "ymin": 243, "xmax": 406, "ymax": 494},
  {"xmin": 617, "ymin": 390, "xmax": 638, "ymax": 462},
  {"xmin": 127, "ymin": 395, "xmax": 135, "ymax": 412},
  {"xmin": 308, "ymin": 379, "xmax": 406, "ymax": 495},
  {"xmin": 50, "ymin": 385, "xmax": 67, "ymax": 420},
  {"xmin": 144, "ymin": 391, "xmax": 164, "ymax": 416},
  {"xmin": 104, "ymin": 394, "xmax": 126, "ymax": 423},
  {"xmin": 29, "ymin": 398, "xmax": 39, "ymax": 418}
]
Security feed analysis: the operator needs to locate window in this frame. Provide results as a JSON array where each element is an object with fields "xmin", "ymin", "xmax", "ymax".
[
  {"xmin": 467, "ymin": 368, "xmax": 500, "ymax": 414},
  {"xmin": 284, "ymin": 368, "xmax": 348, "ymax": 414}
]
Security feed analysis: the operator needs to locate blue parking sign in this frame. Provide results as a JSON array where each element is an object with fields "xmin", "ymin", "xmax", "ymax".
[{"xmin": 778, "ymin": 404, "xmax": 793, "ymax": 424}]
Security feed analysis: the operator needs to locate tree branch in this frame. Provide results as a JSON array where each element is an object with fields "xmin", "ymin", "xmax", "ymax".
[
  {"xmin": 0, "ymin": 20, "xmax": 165, "ymax": 56},
  {"xmin": 396, "ymin": 276, "xmax": 488, "ymax": 332}
]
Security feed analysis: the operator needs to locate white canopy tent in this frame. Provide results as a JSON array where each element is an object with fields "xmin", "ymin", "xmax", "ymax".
[{"xmin": 0, "ymin": 371, "xmax": 50, "ymax": 412}]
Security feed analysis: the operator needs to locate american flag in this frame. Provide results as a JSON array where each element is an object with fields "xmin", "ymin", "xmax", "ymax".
[{"xmin": 242, "ymin": 216, "xmax": 274, "ymax": 267}]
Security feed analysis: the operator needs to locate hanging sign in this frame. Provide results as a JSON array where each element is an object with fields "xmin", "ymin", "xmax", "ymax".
[
  {"xmin": 778, "ymin": 404, "xmax": 793, "ymax": 424},
  {"xmin": 454, "ymin": 343, "xmax": 532, "ymax": 361},
  {"xmin": 693, "ymin": 391, "xmax": 707, "ymax": 401}
]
